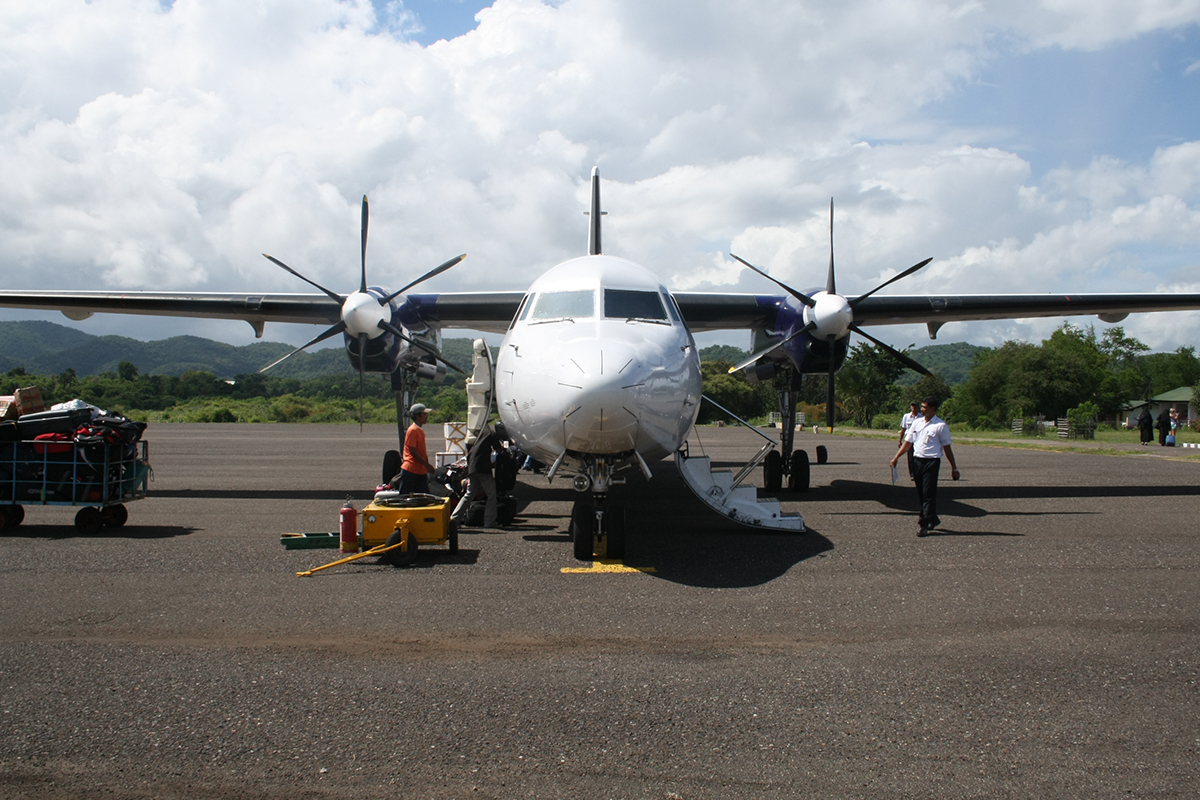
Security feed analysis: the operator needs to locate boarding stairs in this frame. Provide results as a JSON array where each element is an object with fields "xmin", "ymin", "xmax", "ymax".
[{"xmin": 675, "ymin": 396, "xmax": 805, "ymax": 532}]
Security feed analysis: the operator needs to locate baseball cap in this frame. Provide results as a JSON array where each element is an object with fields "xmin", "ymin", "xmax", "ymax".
[{"xmin": 409, "ymin": 403, "xmax": 432, "ymax": 416}]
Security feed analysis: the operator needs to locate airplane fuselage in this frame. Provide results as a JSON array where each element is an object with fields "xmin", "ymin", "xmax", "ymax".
[{"xmin": 495, "ymin": 254, "xmax": 702, "ymax": 467}]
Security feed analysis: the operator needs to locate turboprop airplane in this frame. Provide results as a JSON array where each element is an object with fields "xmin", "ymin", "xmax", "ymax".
[{"xmin": 3, "ymin": 166, "xmax": 1200, "ymax": 560}]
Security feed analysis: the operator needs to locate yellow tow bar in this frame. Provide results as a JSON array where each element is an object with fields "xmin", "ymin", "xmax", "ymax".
[{"xmin": 296, "ymin": 538, "xmax": 408, "ymax": 577}]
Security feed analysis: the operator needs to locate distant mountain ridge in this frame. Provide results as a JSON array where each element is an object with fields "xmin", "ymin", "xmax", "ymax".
[{"xmin": 0, "ymin": 320, "xmax": 478, "ymax": 379}]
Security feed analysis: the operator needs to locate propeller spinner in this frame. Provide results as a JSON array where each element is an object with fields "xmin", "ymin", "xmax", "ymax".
[{"xmin": 730, "ymin": 199, "xmax": 934, "ymax": 431}]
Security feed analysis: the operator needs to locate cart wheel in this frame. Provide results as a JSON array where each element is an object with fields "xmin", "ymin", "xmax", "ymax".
[
  {"xmin": 75, "ymin": 506, "xmax": 103, "ymax": 535},
  {"xmin": 1, "ymin": 505, "xmax": 23, "ymax": 532},
  {"xmin": 384, "ymin": 530, "xmax": 418, "ymax": 567},
  {"xmin": 448, "ymin": 520, "xmax": 459, "ymax": 554},
  {"xmin": 101, "ymin": 504, "xmax": 128, "ymax": 528}
]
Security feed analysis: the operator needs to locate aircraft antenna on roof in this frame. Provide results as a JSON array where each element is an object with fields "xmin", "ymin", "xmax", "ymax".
[{"xmin": 586, "ymin": 166, "xmax": 605, "ymax": 256}]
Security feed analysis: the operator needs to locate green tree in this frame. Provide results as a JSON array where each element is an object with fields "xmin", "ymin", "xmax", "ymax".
[
  {"xmin": 118, "ymin": 361, "xmax": 139, "ymax": 381},
  {"xmin": 836, "ymin": 342, "xmax": 907, "ymax": 427}
]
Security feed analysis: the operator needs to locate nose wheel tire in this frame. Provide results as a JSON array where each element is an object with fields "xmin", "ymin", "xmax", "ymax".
[
  {"xmin": 571, "ymin": 501, "xmax": 595, "ymax": 560},
  {"xmin": 605, "ymin": 504, "xmax": 626, "ymax": 560}
]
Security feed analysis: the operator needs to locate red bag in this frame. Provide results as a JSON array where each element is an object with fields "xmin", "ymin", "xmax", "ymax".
[{"xmin": 33, "ymin": 432, "xmax": 72, "ymax": 454}]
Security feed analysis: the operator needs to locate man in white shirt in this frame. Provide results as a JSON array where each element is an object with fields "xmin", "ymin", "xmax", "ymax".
[
  {"xmin": 890, "ymin": 396, "xmax": 960, "ymax": 537},
  {"xmin": 898, "ymin": 401, "xmax": 920, "ymax": 479}
]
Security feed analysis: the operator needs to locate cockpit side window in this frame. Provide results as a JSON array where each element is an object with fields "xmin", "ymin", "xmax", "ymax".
[
  {"xmin": 530, "ymin": 290, "xmax": 594, "ymax": 320},
  {"xmin": 661, "ymin": 291, "xmax": 682, "ymax": 323},
  {"xmin": 604, "ymin": 289, "xmax": 668, "ymax": 320},
  {"xmin": 511, "ymin": 294, "xmax": 532, "ymax": 329}
]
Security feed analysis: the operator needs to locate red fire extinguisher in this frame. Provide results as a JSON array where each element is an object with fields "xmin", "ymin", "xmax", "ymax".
[{"xmin": 339, "ymin": 498, "xmax": 358, "ymax": 553}]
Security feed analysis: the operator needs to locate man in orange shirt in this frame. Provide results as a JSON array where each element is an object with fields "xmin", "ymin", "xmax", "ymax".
[{"xmin": 396, "ymin": 403, "xmax": 435, "ymax": 495}]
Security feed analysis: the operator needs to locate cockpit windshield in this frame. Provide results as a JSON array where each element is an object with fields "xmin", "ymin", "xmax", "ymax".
[
  {"xmin": 529, "ymin": 290, "xmax": 594, "ymax": 321},
  {"xmin": 604, "ymin": 289, "xmax": 669, "ymax": 322}
]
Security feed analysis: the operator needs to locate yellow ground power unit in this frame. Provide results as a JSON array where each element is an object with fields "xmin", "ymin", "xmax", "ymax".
[{"xmin": 361, "ymin": 493, "xmax": 458, "ymax": 566}]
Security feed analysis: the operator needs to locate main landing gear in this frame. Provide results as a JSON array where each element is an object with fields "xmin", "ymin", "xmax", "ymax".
[{"xmin": 761, "ymin": 373, "xmax": 829, "ymax": 493}]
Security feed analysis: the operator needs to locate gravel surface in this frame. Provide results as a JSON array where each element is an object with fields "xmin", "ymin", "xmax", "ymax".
[{"xmin": 2, "ymin": 424, "xmax": 1198, "ymax": 798}]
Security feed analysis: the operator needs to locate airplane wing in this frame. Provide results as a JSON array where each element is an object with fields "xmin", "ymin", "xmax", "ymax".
[
  {"xmin": 4, "ymin": 288, "xmax": 1200, "ymax": 336},
  {"xmin": 0, "ymin": 289, "xmax": 526, "ymax": 335},
  {"xmin": 673, "ymin": 291, "xmax": 1200, "ymax": 333}
]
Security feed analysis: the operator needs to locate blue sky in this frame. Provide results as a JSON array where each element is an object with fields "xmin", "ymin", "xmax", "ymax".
[
  {"xmin": 382, "ymin": 0, "xmax": 492, "ymax": 44},
  {"xmin": 1, "ymin": 0, "xmax": 1199, "ymax": 353}
]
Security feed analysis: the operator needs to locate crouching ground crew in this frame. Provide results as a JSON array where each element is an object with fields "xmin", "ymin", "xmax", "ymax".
[{"xmin": 889, "ymin": 395, "xmax": 960, "ymax": 537}]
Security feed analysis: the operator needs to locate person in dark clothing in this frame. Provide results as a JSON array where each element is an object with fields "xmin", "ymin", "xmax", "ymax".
[
  {"xmin": 1138, "ymin": 407, "xmax": 1154, "ymax": 445},
  {"xmin": 1156, "ymin": 407, "xmax": 1171, "ymax": 446},
  {"xmin": 451, "ymin": 423, "xmax": 507, "ymax": 528}
]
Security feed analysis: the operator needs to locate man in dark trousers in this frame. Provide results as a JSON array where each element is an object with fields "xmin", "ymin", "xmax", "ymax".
[
  {"xmin": 1156, "ymin": 406, "xmax": 1171, "ymax": 446},
  {"xmin": 890, "ymin": 396, "xmax": 960, "ymax": 537},
  {"xmin": 396, "ymin": 403, "xmax": 435, "ymax": 495},
  {"xmin": 451, "ymin": 423, "xmax": 507, "ymax": 528}
]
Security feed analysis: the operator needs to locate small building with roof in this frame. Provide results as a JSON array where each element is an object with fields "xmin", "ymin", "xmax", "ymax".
[{"xmin": 1122, "ymin": 387, "xmax": 1194, "ymax": 428}]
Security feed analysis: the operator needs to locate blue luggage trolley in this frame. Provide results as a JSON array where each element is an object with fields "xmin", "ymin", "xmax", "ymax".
[{"xmin": 0, "ymin": 436, "xmax": 150, "ymax": 533}]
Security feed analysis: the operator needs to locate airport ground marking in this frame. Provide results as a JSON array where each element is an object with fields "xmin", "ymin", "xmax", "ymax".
[{"xmin": 561, "ymin": 559, "xmax": 656, "ymax": 574}]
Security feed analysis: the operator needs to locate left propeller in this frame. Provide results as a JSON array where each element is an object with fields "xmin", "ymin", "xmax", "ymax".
[
  {"xmin": 730, "ymin": 199, "xmax": 934, "ymax": 431},
  {"xmin": 259, "ymin": 196, "xmax": 467, "ymax": 426},
  {"xmin": 259, "ymin": 195, "xmax": 468, "ymax": 376}
]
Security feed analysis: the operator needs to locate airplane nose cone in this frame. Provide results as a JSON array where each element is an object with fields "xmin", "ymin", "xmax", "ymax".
[{"xmin": 559, "ymin": 342, "xmax": 645, "ymax": 453}]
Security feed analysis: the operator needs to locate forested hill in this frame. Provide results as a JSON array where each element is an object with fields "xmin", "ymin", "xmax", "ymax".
[
  {"xmin": 0, "ymin": 320, "xmax": 479, "ymax": 379},
  {"xmin": 698, "ymin": 341, "xmax": 985, "ymax": 385}
]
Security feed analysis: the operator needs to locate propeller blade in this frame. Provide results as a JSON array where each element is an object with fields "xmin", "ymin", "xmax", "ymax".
[
  {"xmin": 358, "ymin": 332, "xmax": 367, "ymax": 431},
  {"xmin": 258, "ymin": 321, "xmax": 347, "ymax": 372},
  {"xmin": 360, "ymin": 196, "xmax": 369, "ymax": 294},
  {"xmin": 826, "ymin": 343, "xmax": 836, "ymax": 433},
  {"xmin": 848, "ymin": 258, "xmax": 933, "ymax": 308},
  {"xmin": 379, "ymin": 320, "xmax": 468, "ymax": 374},
  {"xmin": 850, "ymin": 325, "xmax": 932, "ymax": 376},
  {"xmin": 263, "ymin": 254, "xmax": 344, "ymax": 304},
  {"xmin": 728, "ymin": 321, "xmax": 817, "ymax": 373},
  {"xmin": 826, "ymin": 198, "xmax": 836, "ymax": 296},
  {"xmin": 380, "ymin": 254, "xmax": 468, "ymax": 305},
  {"xmin": 729, "ymin": 253, "xmax": 816, "ymax": 308}
]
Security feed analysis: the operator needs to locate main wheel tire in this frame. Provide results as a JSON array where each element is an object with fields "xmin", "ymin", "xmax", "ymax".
[
  {"xmin": 605, "ymin": 504, "xmax": 626, "ymax": 560},
  {"xmin": 448, "ymin": 520, "xmax": 459, "ymax": 554},
  {"xmin": 788, "ymin": 450, "xmax": 810, "ymax": 492},
  {"xmin": 816, "ymin": 445, "xmax": 828, "ymax": 464},
  {"xmin": 571, "ymin": 501, "xmax": 595, "ymax": 561},
  {"xmin": 75, "ymin": 506, "xmax": 103, "ymax": 535},
  {"xmin": 384, "ymin": 530, "xmax": 418, "ymax": 567},
  {"xmin": 101, "ymin": 504, "xmax": 128, "ymax": 528},
  {"xmin": 763, "ymin": 450, "xmax": 783, "ymax": 492},
  {"xmin": 382, "ymin": 450, "xmax": 402, "ymax": 485}
]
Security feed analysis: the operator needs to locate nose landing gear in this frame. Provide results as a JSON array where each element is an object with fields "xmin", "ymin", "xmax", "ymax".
[{"xmin": 567, "ymin": 455, "xmax": 629, "ymax": 561}]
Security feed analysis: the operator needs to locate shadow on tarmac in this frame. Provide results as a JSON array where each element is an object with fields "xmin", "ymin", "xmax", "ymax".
[
  {"xmin": 513, "ymin": 464, "xmax": 834, "ymax": 589},
  {"xmin": 0, "ymin": 525, "xmax": 198, "ymax": 540}
]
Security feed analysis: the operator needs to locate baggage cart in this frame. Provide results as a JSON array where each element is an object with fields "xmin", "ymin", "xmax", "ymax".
[{"xmin": 0, "ymin": 437, "xmax": 150, "ymax": 534}]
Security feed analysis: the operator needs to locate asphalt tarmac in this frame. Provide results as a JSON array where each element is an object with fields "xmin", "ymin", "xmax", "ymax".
[{"xmin": 2, "ymin": 423, "xmax": 1198, "ymax": 799}]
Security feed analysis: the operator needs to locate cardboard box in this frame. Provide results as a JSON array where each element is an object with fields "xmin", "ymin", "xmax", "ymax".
[
  {"xmin": 14, "ymin": 386, "xmax": 45, "ymax": 416},
  {"xmin": 0, "ymin": 396, "xmax": 16, "ymax": 421}
]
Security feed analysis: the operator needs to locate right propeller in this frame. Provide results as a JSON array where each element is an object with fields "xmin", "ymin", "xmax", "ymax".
[
  {"xmin": 259, "ymin": 195, "xmax": 468, "ymax": 424},
  {"xmin": 731, "ymin": 199, "xmax": 934, "ymax": 432}
]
